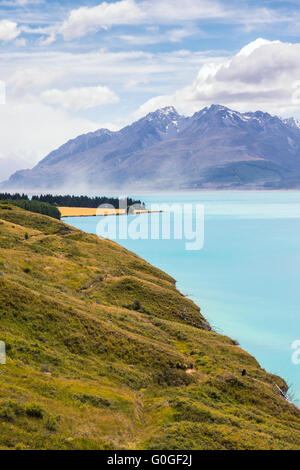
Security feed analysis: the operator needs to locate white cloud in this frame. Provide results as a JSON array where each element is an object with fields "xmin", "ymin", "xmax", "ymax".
[
  {"xmin": 0, "ymin": 0, "xmax": 290, "ymax": 49},
  {"xmin": 0, "ymin": 0, "xmax": 40, "ymax": 5},
  {"xmin": 15, "ymin": 37, "xmax": 27, "ymax": 47},
  {"xmin": 119, "ymin": 27, "xmax": 199, "ymax": 45},
  {"xmin": 0, "ymin": 101, "xmax": 100, "ymax": 179},
  {"xmin": 0, "ymin": 20, "xmax": 20, "ymax": 41},
  {"xmin": 1, "ymin": 48, "xmax": 211, "ymax": 103},
  {"xmin": 20, "ymin": 25, "xmax": 57, "ymax": 46},
  {"xmin": 58, "ymin": 0, "xmax": 282, "ymax": 42},
  {"xmin": 61, "ymin": 0, "xmax": 144, "ymax": 40},
  {"xmin": 39, "ymin": 32, "xmax": 56, "ymax": 46},
  {"xmin": 0, "ymin": 156, "xmax": 30, "ymax": 181},
  {"xmin": 2, "ymin": 0, "xmax": 43, "ymax": 4},
  {"xmin": 134, "ymin": 38, "xmax": 300, "ymax": 118},
  {"xmin": 59, "ymin": 0, "xmax": 231, "ymax": 41},
  {"xmin": 143, "ymin": 0, "xmax": 227, "ymax": 22},
  {"xmin": 168, "ymin": 28, "xmax": 196, "ymax": 43},
  {"xmin": 0, "ymin": 81, "xmax": 6, "ymax": 105},
  {"xmin": 8, "ymin": 66, "xmax": 64, "ymax": 98},
  {"xmin": 236, "ymin": 38, "xmax": 279, "ymax": 57},
  {"xmin": 40, "ymin": 85, "xmax": 119, "ymax": 110}
]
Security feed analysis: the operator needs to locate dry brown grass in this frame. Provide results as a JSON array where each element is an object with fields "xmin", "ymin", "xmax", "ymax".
[
  {"xmin": 58, "ymin": 207, "xmax": 161, "ymax": 217},
  {"xmin": 58, "ymin": 207, "xmax": 126, "ymax": 217}
]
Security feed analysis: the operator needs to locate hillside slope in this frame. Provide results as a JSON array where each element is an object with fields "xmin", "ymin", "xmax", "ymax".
[
  {"xmin": 3, "ymin": 105, "xmax": 300, "ymax": 191},
  {"xmin": 0, "ymin": 204, "xmax": 300, "ymax": 450}
]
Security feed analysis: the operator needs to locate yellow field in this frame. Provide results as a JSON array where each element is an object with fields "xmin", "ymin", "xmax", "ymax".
[
  {"xmin": 58, "ymin": 207, "xmax": 126, "ymax": 217},
  {"xmin": 134, "ymin": 209, "xmax": 162, "ymax": 214},
  {"xmin": 58, "ymin": 207, "xmax": 162, "ymax": 217}
]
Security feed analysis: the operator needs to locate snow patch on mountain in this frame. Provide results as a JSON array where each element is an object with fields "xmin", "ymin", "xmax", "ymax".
[
  {"xmin": 282, "ymin": 117, "xmax": 300, "ymax": 130},
  {"xmin": 3, "ymin": 104, "xmax": 300, "ymax": 191}
]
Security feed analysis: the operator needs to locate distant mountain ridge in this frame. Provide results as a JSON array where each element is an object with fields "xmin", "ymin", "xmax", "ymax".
[{"xmin": 3, "ymin": 104, "xmax": 300, "ymax": 190}]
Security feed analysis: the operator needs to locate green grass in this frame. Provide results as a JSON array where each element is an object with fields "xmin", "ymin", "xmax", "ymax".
[{"xmin": 0, "ymin": 203, "xmax": 300, "ymax": 450}]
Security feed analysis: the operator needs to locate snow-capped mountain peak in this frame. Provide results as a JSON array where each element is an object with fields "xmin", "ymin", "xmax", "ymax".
[
  {"xmin": 145, "ymin": 106, "xmax": 180, "ymax": 122},
  {"xmin": 282, "ymin": 117, "xmax": 300, "ymax": 130},
  {"xmin": 4, "ymin": 104, "xmax": 300, "ymax": 191}
]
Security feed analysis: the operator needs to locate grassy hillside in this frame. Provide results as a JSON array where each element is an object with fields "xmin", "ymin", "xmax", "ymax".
[
  {"xmin": 0, "ymin": 198, "xmax": 61, "ymax": 220},
  {"xmin": 0, "ymin": 202, "xmax": 300, "ymax": 450}
]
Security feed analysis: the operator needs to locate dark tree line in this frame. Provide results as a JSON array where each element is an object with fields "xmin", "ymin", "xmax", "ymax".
[
  {"xmin": 0, "ymin": 199, "xmax": 61, "ymax": 220},
  {"xmin": 0, "ymin": 193, "xmax": 29, "ymax": 201},
  {"xmin": 0, "ymin": 192, "xmax": 145, "ymax": 218},
  {"xmin": 31, "ymin": 194, "xmax": 145, "ymax": 209}
]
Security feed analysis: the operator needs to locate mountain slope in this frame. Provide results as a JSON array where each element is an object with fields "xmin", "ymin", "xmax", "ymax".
[
  {"xmin": 3, "ymin": 105, "xmax": 300, "ymax": 191},
  {"xmin": 0, "ymin": 203, "xmax": 300, "ymax": 450}
]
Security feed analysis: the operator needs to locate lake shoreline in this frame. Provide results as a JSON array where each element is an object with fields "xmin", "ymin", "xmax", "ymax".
[
  {"xmin": 63, "ymin": 191, "xmax": 300, "ymax": 403},
  {"xmin": 58, "ymin": 206, "xmax": 162, "ymax": 217}
]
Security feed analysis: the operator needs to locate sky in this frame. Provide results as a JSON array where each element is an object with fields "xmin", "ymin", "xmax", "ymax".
[{"xmin": 1, "ymin": 0, "xmax": 300, "ymax": 178}]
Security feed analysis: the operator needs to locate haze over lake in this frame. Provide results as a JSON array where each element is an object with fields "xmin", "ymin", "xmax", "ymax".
[{"xmin": 64, "ymin": 191, "xmax": 300, "ymax": 402}]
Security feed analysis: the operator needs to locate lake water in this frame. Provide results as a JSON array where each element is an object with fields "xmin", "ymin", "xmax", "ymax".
[{"xmin": 63, "ymin": 192, "xmax": 300, "ymax": 402}]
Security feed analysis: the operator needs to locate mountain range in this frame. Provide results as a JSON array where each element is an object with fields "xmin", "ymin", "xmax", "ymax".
[{"xmin": 3, "ymin": 104, "xmax": 300, "ymax": 191}]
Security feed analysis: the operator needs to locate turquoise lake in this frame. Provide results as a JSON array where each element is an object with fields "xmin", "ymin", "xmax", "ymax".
[{"xmin": 63, "ymin": 191, "xmax": 300, "ymax": 402}]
